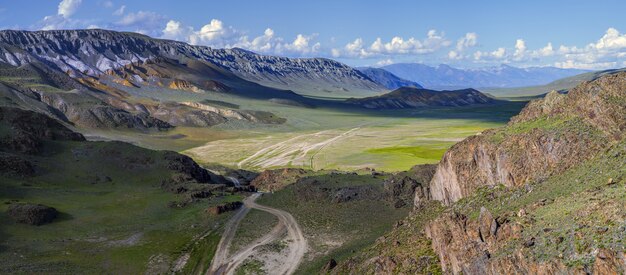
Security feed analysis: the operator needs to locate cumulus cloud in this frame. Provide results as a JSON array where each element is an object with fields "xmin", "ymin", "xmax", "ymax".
[
  {"xmin": 448, "ymin": 32, "xmax": 478, "ymax": 60},
  {"xmin": 456, "ymin": 32, "xmax": 477, "ymax": 51},
  {"xmin": 554, "ymin": 28, "xmax": 626, "ymax": 69},
  {"xmin": 513, "ymin": 39, "xmax": 526, "ymax": 60},
  {"xmin": 161, "ymin": 19, "xmax": 321, "ymax": 56},
  {"xmin": 469, "ymin": 28, "xmax": 626, "ymax": 69},
  {"xmin": 536, "ymin": 43, "xmax": 554, "ymax": 57},
  {"xmin": 58, "ymin": 0, "xmax": 81, "ymax": 18},
  {"xmin": 332, "ymin": 30, "xmax": 451, "ymax": 58},
  {"xmin": 473, "ymin": 47, "xmax": 506, "ymax": 61}
]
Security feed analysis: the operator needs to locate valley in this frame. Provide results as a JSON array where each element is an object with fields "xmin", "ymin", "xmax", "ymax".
[{"xmin": 0, "ymin": 22, "xmax": 624, "ymax": 275}]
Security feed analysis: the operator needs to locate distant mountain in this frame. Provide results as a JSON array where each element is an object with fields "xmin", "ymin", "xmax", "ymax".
[
  {"xmin": 356, "ymin": 67, "xmax": 422, "ymax": 90},
  {"xmin": 483, "ymin": 67, "xmax": 626, "ymax": 97},
  {"xmin": 347, "ymin": 87, "xmax": 496, "ymax": 109},
  {"xmin": 382, "ymin": 63, "xmax": 590, "ymax": 89},
  {"xmin": 0, "ymin": 29, "xmax": 384, "ymax": 98}
]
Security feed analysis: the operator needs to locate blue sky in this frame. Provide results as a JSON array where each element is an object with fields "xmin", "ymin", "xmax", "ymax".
[{"xmin": 1, "ymin": 0, "xmax": 625, "ymax": 69}]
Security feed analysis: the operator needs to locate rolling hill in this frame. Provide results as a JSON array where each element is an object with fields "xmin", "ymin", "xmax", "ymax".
[{"xmin": 347, "ymin": 87, "xmax": 496, "ymax": 109}]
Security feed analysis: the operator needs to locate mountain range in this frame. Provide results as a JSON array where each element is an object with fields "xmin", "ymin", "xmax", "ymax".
[
  {"xmin": 0, "ymin": 29, "xmax": 502, "ymax": 134},
  {"xmin": 381, "ymin": 63, "xmax": 589, "ymax": 89},
  {"xmin": 0, "ymin": 29, "xmax": 385, "ymax": 98},
  {"xmin": 356, "ymin": 67, "xmax": 422, "ymax": 90}
]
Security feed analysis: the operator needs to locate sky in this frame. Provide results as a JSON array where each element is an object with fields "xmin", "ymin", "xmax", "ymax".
[{"xmin": 1, "ymin": 0, "xmax": 625, "ymax": 70}]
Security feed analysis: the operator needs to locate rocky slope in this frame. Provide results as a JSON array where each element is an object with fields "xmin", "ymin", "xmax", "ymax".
[
  {"xmin": 429, "ymin": 72, "xmax": 625, "ymax": 205},
  {"xmin": 347, "ymin": 87, "xmax": 497, "ymax": 109},
  {"xmin": 0, "ymin": 56, "xmax": 287, "ymax": 130},
  {"xmin": 0, "ymin": 29, "xmax": 385, "ymax": 96},
  {"xmin": 0, "ymin": 106, "xmax": 224, "ymax": 185},
  {"xmin": 357, "ymin": 67, "xmax": 422, "ymax": 90},
  {"xmin": 332, "ymin": 71, "xmax": 626, "ymax": 274}
]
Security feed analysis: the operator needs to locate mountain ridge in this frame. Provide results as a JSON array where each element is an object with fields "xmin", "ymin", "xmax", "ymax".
[
  {"xmin": 382, "ymin": 62, "xmax": 589, "ymax": 89},
  {"xmin": 0, "ymin": 29, "xmax": 385, "ymax": 97},
  {"xmin": 347, "ymin": 86, "xmax": 496, "ymax": 109}
]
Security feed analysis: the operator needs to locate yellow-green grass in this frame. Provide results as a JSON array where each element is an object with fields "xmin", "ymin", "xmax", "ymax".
[
  {"xmin": 80, "ymin": 83, "xmax": 525, "ymax": 172},
  {"xmin": 230, "ymin": 209, "xmax": 279, "ymax": 254}
]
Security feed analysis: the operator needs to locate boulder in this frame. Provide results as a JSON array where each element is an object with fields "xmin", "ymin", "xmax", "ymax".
[
  {"xmin": 206, "ymin": 201, "xmax": 243, "ymax": 215},
  {"xmin": 7, "ymin": 203, "xmax": 58, "ymax": 225}
]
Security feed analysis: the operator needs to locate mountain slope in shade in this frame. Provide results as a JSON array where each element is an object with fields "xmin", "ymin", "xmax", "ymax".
[
  {"xmin": 347, "ymin": 87, "xmax": 496, "ymax": 109},
  {"xmin": 0, "ymin": 29, "xmax": 385, "ymax": 97},
  {"xmin": 357, "ymin": 67, "xmax": 422, "ymax": 90},
  {"xmin": 382, "ymin": 63, "xmax": 589, "ymax": 89}
]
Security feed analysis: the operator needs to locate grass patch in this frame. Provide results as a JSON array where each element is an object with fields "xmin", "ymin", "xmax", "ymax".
[
  {"xmin": 178, "ymin": 231, "xmax": 222, "ymax": 274},
  {"xmin": 230, "ymin": 209, "xmax": 279, "ymax": 253},
  {"xmin": 256, "ymin": 172, "xmax": 410, "ymax": 274},
  {"xmin": 0, "ymin": 140, "xmax": 235, "ymax": 274},
  {"xmin": 235, "ymin": 258, "xmax": 265, "ymax": 275}
]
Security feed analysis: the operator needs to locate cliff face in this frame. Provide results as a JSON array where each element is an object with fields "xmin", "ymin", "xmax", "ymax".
[
  {"xmin": 427, "ymin": 72, "xmax": 626, "ymax": 205},
  {"xmin": 420, "ymin": 72, "xmax": 626, "ymax": 274},
  {"xmin": 335, "ymin": 72, "xmax": 626, "ymax": 275}
]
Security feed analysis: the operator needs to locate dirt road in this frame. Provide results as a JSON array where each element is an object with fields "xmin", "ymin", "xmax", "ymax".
[{"xmin": 208, "ymin": 193, "xmax": 307, "ymax": 275}]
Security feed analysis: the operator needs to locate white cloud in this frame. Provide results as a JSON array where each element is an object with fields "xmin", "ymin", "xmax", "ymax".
[
  {"xmin": 536, "ymin": 42, "xmax": 554, "ymax": 57},
  {"xmin": 473, "ymin": 47, "xmax": 506, "ymax": 61},
  {"xmin": 456, "ymin": 32, "xmax": 477, "ymax": 51},
  {"xmin": 279, "ymin": 34, "xmax": 321, "ymax": 54},
  {"xmin": 58, "ymin": 0, "xmax": 82, "ymax": 18},
  {"xmin": 375, "ymin": 58, "xmax": 394, "ymax": 67},
  {"xmin": 102, "ymin": 1, "xmax": 113, "ymax": 8},
  {"xmin": 161, "ymin": 19, "xmax": 321, "ymax": 56},
  {"xmin": 448, "ymin": 32, "xmax": 478, "ymax": 60},
  {"xmin": 469, "ymin": 28, "xmax": 626, "ymax": 69},
  {"xmin": 113, "ymin": 5, "xmax": 125, "ymax": 16},
  {"xmin": 554, "ymin": 28, "xmax": 626, "ymax": 69},
  {"xmin": 513, "ymin": 39, "xmax": 526, "ymax": 60},
  {"xmin": 594, "ymin": 28, "xmax": 626, "ymax": 50},
  {"xmin": 332, "ymin": 30, "xmax": 451, "ymax": 58}
]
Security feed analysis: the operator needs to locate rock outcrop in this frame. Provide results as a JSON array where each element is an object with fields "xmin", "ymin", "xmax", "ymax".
[
  {"xmin": 0, "ymin": 106, "xmax": 85, "ymax": 154},
  {"xmin": 250, "ymin": 168, "xmax": 308, "ymax": 192},
  {"xmin": 428, "ymin": 72, "xmax": 626, "ymax": 205},
  {"xmin": 383, "ymin": 164, "xmax": 436, "ymax": 208},
  {"xmin": 206, "ymin": 201, "xmax": 243, "ymax": 215},
  {"xmin": 7, "ymin": 203, "xmax": 58, "ymax": 225}
]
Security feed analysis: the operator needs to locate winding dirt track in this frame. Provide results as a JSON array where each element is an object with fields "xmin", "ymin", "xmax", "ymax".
[{"xmin": 208, "ymin": 193, "xmax": 307, "ymax": 275}]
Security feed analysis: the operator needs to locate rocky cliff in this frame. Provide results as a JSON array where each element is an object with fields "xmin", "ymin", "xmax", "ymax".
[
  {"xmin": 334, "ymin": 71, "xmax": 626, "ymax": 275},
  {"xmin": 428, "ymin": 72, "xmax": 626, "ymax": 205}
]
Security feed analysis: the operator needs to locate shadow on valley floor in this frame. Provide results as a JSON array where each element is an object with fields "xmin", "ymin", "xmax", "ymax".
[{"xmin": 310, "ymin": 100, "xmax": 528, "ymax": 123}]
